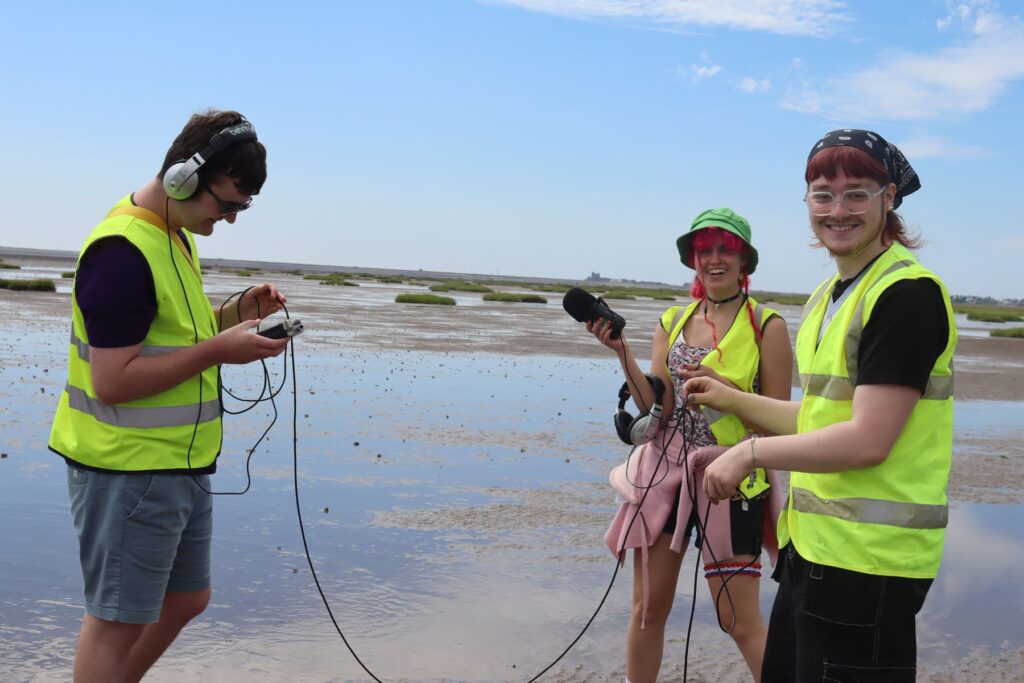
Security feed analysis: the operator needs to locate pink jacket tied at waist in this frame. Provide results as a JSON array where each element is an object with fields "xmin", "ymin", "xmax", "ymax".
[{"xmin": 604, "ymin": 428, "xmax": 782, "ymax": 628}]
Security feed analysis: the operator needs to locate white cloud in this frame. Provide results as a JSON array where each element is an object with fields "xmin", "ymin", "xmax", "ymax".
[
  {"xmin": 487, "ymin": 0, "xmax": 852, "ymax": 37},
  {"xmin": 937, "ymin": 0, "xmax": 998, "ymax": 32},
  {"xmin": 690, "ymin": 63, "xmax": 723, "ymax": 80},
  {"xmin": 782, "ymin": 2, "xmax": 1024, "ymax": 121},
  {"xmin": 686, "ymin": 50, "xmax": 723, "ymax": 81},
  {"xmin": 897, "ymin": 136, "xmax": 991, "ymax": 159},
  {"xmin": 738, "ymin": 76, "xmax": 772, "ymax": 93},
  {"xmin": 937, "ymin": 505, "xmax": 1024, "ymax": 600}
]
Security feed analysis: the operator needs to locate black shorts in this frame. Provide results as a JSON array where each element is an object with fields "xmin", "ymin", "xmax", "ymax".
[{"xmin": 662, "ymin": 484, "xmax": 765, "ymax": 558}]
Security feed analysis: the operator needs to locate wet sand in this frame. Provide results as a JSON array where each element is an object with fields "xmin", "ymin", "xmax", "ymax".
[
  {"xmin": 2, "ymin": 259, "xmax": 1022, "ymax": 682},
  {"xmin": 6, "ymin": 261, "xmax": 1021, "ymax": 507}
]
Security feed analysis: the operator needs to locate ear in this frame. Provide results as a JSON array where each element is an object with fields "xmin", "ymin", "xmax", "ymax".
[{"xmin": 885, "ymin": 182, "xmax": 897, "ymax": 211}]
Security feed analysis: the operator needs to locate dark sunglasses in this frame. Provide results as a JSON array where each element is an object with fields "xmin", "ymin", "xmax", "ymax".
[{"xmin": 204, "ymin": 186, "xmax": 253, "ymax": 215}]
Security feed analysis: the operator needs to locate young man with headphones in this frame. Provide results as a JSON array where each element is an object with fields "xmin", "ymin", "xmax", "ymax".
[
  {"xmin": 49, "ymin": 109, "xmax": 289, "ymax": 682},
  {"xmin": 687, "ymin": 130, "xmax": 955, "ymax": 681}
]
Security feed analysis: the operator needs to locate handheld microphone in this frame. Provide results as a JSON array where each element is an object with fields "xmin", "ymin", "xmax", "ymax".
[{"xmin": 562, "ymin": 287, "xmax": 626, "ymax": 339}]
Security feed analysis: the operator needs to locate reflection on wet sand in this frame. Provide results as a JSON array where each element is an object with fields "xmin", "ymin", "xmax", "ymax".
[{"xmin": 1, "ymin": 263, "xmax": 1022, "ymax": 681}]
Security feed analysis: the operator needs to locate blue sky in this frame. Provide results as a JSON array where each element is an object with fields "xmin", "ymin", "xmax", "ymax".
[{"xmin": 1, "ymin": 0, "xmax": 1022, "ymax": 298}]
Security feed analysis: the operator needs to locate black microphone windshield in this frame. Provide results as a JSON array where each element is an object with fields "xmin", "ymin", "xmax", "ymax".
[
  {"xmin": 563, "ymin": 287, "xmax": 626, "ymax": 339},
  {"xmin": 563, "ymin": 287, "xmax": 598, "ymax": 322}
]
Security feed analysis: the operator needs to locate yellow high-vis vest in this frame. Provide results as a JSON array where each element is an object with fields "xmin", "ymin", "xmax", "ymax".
[
  {"xmin": 779, "ymin": 243, "xmax": 956, "ymax": 578},
  {"xmin": 661, "ymin": 297, "xmax": 779, "ymax": 446},
  {"xmin": 49, "ymin": 197, "xmax": 222, "ymax": 472}
]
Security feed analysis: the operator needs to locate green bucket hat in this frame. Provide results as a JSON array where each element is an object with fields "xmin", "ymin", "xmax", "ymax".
[{"xmin": 675, "ymin": 207, "xmax": 758, "ymax": 275}]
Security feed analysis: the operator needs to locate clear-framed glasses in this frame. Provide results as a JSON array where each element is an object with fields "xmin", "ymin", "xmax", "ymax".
[
  {"xmin": 204, "ymin": 186, "xmax": 253, "ymax": 215},
  {"xmin": 803, "ymin": 186, "xmax": 886, "ymax": 216}
]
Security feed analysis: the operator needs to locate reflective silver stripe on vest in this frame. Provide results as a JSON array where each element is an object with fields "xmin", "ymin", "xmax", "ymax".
[
  {"xmin": 792, "ymin": 486, "xmax": 947, "ymax": 529},
  {"xmin": 800, "ymin": 372, "xmax": 854, "ymax": 401},
  {"xmin": 752, "ymin": 303, "xmax": 764, "ymax": 328},
  {"xmin": 703, "ymin": 406, "xmax": 728, "ymax": 425},
  {"xmin": 65, "ymin": 384, "xmax": 221, "ymax": 428},
  {"xmin": 801, "ymin": 283, "xmax": 831, "ymax": 325},
  {"xmin": 923, "ymin": 375, "xmax": 954, "ymax": 400},
  {"xmin": 801, "ymin": 371, "xmax": 952, "ymax": 402},
  {"xmin": 70, "ymin": 331, "xmax": 187, "ymax": 362},
  {"xmin": 801, "ymin": 258, "xmax": 953, "ymax": 402}
]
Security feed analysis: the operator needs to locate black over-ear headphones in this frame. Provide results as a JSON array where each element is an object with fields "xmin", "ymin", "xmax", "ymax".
[
  {"xmin": 614, "ymin": 374, "xmax": 667, "ymax": 445},
  {"xmin": 162, "ymin": 122, "xmax": 258, "ymax": 200}
]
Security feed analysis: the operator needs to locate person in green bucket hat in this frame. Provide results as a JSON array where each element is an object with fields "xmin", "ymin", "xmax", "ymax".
[
  {"xmin": 676, "ymin": 207, "xmax": 758, "ymax": 276},
  {"xmin": 582, "ymin": 207, "xmax": 793, "ymax": 683}
]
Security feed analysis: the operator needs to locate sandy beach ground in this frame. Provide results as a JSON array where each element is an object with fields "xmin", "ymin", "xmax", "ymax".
[{"xmin": 1, "ymin": 258, "xmax": 1022, "ymax": 682}]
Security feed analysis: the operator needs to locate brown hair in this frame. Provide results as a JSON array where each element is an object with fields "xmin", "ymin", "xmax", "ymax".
[{"xmin": 159, "ymin": 109, "xmax": 267, "ymax": 195}]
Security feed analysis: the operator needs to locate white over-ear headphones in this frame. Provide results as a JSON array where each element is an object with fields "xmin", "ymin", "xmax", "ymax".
[
  {"xmin": 162, "ymin": 122, "xmax": 258, "ymax": 200},
  {"xmin": 614, "ymin": 374, "xmax": 666, "ymax": 445}
]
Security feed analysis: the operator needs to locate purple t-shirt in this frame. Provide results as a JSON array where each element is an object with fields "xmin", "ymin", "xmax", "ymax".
[
  {"xmin": 75, "ymin": 226, "xmax": 191, "ymax": 348},
  {"xmin": 71, "ymin": 215, "xmax": 211, "ymax": 475}
]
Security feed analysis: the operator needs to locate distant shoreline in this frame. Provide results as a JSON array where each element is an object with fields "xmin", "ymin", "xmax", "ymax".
[
  {"xmin": 2, "ymin": 246, "xmax": 1016, "ymax": 306},
  {"xmin": 0, "ymin": 245, "xmax": 688, "ymax": 291}
]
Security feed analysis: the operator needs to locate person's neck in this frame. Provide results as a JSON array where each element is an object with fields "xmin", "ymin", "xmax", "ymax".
[
  {"xmin": 835, "ymin": 240, "xmax": 888, "ymax": 281},
  {"xmin": 133, "ymin": 179, "xmax": 179, "ymax": 231},
  {"xmin": 703, "ymin": 285, "xmax": 744, "ymax": 312}
]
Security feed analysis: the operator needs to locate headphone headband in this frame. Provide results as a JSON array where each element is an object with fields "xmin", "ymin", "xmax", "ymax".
[
  {"xmin": 617, "ymin": 374, "xmax": 666, "ymax": 410},
  {"xmin": 163, "ymin": 121, "xmax": 259, "ymax": 200},
  {"xmin": 201, "ymin": 122, "xmax": 257, "ymax": 160}
]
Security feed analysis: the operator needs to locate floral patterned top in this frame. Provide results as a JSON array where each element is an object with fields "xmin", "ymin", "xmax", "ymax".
[
  {"xmin": 665, "ymin": 329, "xmax": 762, "ymax": 449},
  {"xmin": 666, "ymin": 337, "xmax": 717, "ymax": 448}
]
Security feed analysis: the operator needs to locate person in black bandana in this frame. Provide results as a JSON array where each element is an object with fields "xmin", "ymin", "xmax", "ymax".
[{"xmin": 685, "ymin": 129, "xmax": 956, "ymax": 681}]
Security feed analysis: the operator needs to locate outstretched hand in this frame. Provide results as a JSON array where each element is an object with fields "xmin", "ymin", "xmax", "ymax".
[
  {"xmin": 703, "ymin": 442, "xmax": 752, "ymax": 503},
  {"xmin": 682, "ymin": 375, "xmax": 741, "ymax": 413}
]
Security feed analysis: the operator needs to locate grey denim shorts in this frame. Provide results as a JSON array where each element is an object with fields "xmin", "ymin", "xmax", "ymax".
[{"xmin": 67, "ymin": 465, "xmax": 212, "ymax": 624}]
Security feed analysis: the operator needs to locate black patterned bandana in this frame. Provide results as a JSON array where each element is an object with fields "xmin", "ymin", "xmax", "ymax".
[{"xmin": 808, "ymin": 129, "xmax": 921, "ymax": 209}]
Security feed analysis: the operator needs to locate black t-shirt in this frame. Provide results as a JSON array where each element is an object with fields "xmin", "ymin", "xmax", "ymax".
[{"xmin": 851, "ymin": 278, "xmax": 950, "ymax": 393}]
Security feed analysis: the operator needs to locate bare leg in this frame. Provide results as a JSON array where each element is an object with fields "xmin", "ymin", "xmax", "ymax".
[
  {"xmin": 626, "ymin": 534, "xmax": 685, "ymax": 683},
  {"xmin": 124, "ymin": 588, "xmax": 211, "ymax": 683},
  {"xmin": 705, "ymin": 555, "xmax": 768, "ymax": 682},
  {"xmin": 73, "ymin": 614, "xmax": 145, "ymax": 683}
]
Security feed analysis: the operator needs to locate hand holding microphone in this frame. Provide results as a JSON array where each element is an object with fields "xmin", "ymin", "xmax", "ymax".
[{"xmin": 562, "ymin": 287, "xmax": 626, "ymax": 339}]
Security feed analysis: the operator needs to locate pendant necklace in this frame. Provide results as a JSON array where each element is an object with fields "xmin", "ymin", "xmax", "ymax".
[{"xmin": 705, "ymin": 291, "xmax": 742, "ymax": 312}]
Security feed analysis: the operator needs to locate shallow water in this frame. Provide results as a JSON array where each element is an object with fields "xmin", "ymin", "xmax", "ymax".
[
  {"xmin": 1, "ymin": 272, "xmax": 1022, "ymax": 681},
  {"xmin": 954, "ymin": 312, "xmax": 1024, "ymax": 339}
]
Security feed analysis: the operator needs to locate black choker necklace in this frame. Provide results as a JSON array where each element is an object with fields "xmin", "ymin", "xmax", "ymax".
[{"xmin": 705, "ymin": 292, "xmax": 742, "ymax": 311}]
